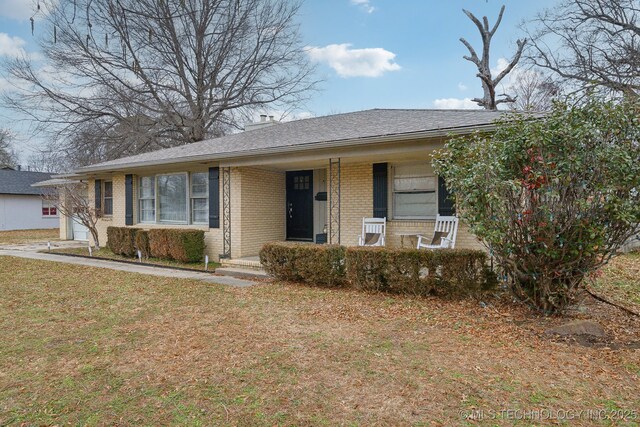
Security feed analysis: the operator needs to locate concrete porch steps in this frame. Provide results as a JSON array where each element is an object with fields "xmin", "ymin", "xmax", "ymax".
[
  {"xmin": 217, "ymin": 256, "xmax": 269, "ymax": 280},
  {"xmin": 220, "ymin": 256, "xmax": 263, "ymax": 270}
]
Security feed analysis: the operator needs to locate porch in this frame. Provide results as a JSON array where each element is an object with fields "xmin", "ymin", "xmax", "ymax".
[{"xmin": 215, "ymin": 144, "xmax": 484, "ymax": 261}]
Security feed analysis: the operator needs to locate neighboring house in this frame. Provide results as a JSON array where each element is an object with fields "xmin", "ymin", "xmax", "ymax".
[
  {"xmin": 0, "ymin": 167, "xmax": 57, "ymax": 231},
  {"xmin": 53, "ymin": 109, "xmax": 511, "ymax": 261}
]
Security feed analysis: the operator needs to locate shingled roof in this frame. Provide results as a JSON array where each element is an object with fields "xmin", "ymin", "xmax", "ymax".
[
  {"xmin": 0, "ymin": 168, "xmax": 52, "ymax": 195},
  {"xmin": 77, "ymin": 109, "xmax": 512, "ymax": 172}
]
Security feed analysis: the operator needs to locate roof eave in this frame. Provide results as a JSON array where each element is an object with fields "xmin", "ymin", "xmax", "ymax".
[{"xmin": 74, "ymin": 123, "xmax": 498, "ymax": 174}]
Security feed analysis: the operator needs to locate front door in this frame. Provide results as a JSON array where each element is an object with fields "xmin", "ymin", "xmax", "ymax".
[{"xmin": 286, "ymin": 170, "xmax": 314, "ymax": 241}]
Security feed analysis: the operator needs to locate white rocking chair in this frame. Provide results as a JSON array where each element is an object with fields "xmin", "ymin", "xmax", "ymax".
[
  {"xmin": 417, "ymin": 215, "xmax": 459, "ymax": 249},
  {"xmin": 358, "ymin": 217, "xmax": 386, "ymax": 247}
]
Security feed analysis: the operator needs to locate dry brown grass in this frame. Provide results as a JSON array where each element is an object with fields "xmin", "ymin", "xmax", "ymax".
[
  {"xmin": 590, "ymin": 251, "xmax": 640, "ymax": 314},
  {"xmin": 51, "ymin": 246, "xmax": 220, "ymax": 272},
  {"xmin": 0, "ymin": 228, "xmax": 59, "ymax": 245},
  {"xmin": 0, "ymin": 256, "xmax": 638, "ymax": 426}
]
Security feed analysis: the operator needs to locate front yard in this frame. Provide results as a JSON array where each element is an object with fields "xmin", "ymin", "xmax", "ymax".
[
  {"xmin": 0, "ymin": 228, "xmax": 59, "ymax": 245},
  {"xmin": 0, "ymin": 255, "xmax": 638, "ymax": 426}
]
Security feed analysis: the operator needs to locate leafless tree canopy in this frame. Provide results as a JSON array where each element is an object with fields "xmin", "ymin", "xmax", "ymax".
[
  {"xmin": 507, "ymin": 70, "xmax": 561, "ymax": 111},
  {"xmin": 460, "ymin": 5, "xmax": 527, "ymax": 110},
  {"xmin": 43, "ymin": 182, "xmax": 102, "ymax": 247},
  {"xmin": 0, "ymin": 129, "xmax": 17, "ymax": 168},
  {"xmin": 524, "ymin": 0, "xmax": 640, "ymax": 98},
  {"xmin": 4, "ymin": 0, "xmax": 316, "ymax": 167}
]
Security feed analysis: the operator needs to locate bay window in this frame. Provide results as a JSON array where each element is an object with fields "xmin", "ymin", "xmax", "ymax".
[
  {"xmin": 138, "ymin": 172, "xmax": 208, "ymax": 225},
  {"xmin": 392, "ymin": 163, "xmax": 437, "ymax": 219}
]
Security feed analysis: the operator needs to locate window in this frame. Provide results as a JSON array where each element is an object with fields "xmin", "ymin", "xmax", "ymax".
[
  {"xmin": 190, "ymin": 172, "xmax": 208, "ymax": 224},
  {"xmin": 392, "ymin": 163, "xmax": 437, "ymax": 219},
  {"xmin": 139, "ymin": 176, "xmax": 155, "ymax": 222},
  {"xmin": 42, "ymin": 199, "xmax": 57, "ymax": 217},
  {"xmin": 157, "ymin": 173, "xmax": 188, "ymax": 223},
  {"xmin": 137, "ymin": 172, "xmax": 208, "ymax": 225},
  {"xmin": 103, "ymin": 181, "xmax": 113, "ymax": 216}
]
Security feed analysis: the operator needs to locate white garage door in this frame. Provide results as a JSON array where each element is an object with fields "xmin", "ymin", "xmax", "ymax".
[{"xmin": 72, "ymin": 218, "xmax": 89, "ymax": 241}]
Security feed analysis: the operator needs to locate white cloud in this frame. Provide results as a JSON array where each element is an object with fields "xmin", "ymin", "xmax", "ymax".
[
  {"xmin": 307, "ymin": 43, "xmax": 401, "ymax": 78},
  {"xmin": 457, "ymin": 82, "xmax": 468, "ymax": 92},
  {"xmin": 350, "ymin": 0, "xmax": 375, "ymax": 13},
  {"xmin": 432, "ymin": 98, "xmax": 480, "ymax": 110},
  {"xmin": 0, "ymin": 33, "xmax": 27, "ymax": 57}
]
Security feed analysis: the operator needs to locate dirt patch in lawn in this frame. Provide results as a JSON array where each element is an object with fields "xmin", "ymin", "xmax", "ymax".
[
  {"xmin": 0, "ymin": 256, "xmax": 638, "ymax": 426},
  {"xmin": 0, "ymin": 228, "xmax": 59, "ymax": 245}
]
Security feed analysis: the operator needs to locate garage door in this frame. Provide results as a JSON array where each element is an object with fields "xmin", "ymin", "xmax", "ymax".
[{"xmin": 72, "ymin": 217, "xmax": 89, "ymax": 241}]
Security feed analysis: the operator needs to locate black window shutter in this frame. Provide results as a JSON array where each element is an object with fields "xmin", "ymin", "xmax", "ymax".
[
  {"xmin": 209, "ymin": 167, "xmax": 220, "ymax": 228},
  {"xmin": 95, "ymin": 179, "xmax": 102, "ymax": 211},
  {"xmin": 438, "ymin": 176, "xmax": 455, "ymax": 216},
  {"xmin": 125, "ymin": 174, "xmax": 134, "ymax": 225},
  {"xmin": 372, "ymin": 163, "xmax": 388, "ymax": 218}
]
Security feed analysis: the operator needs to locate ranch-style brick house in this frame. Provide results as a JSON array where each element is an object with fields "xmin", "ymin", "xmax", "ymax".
[{"xmin": 54, "ymin": 109, "xmax": 508, "ymax": 261}]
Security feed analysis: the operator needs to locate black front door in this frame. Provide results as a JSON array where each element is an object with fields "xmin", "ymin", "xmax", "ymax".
[{"xmin": 286, "ymin": 170, "xmax": 314, "ymax": 241}]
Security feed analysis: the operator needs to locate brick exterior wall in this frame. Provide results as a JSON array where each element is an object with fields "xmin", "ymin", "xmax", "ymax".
[
  {"xmin": 338, "ymin": 162, "xmax": 485, "ymax": 251},
  {"xmin": 77, "ymin": 161, "xmax": 484, "ymax": 260},
  {"xmin": 230, "ymin": 167, "xmax": 285, "ymax": 258},
  {"xmin": 88, "ymin": 173, "xmax": 225, "ymax": 260}
]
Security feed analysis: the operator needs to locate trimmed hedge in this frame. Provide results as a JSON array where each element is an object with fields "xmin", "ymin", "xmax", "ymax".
[
  {"xmin": 106, "ymin": 226, "xmax": 206, "ymax": 263},
  {"xmin": 107, "ymin": 226, "xmax": 140, "ymax": 257},
  {"xmin": 134, "ymin": 230, "xmax": 150, "ymax": 259},
  {"xmin": 148, "ymin": 229, "xmax": 206, "ymax": 263},
  {"xmin": 347, "ymin": 247, "xmax": 496, "ymax": 297},
  {"xmin": 259, "ymin": 242, "xmax": 496, "ymax": 297},
  {"xmin": 260, "ymin": 242, "xmax": 346, "ymax": 287}
]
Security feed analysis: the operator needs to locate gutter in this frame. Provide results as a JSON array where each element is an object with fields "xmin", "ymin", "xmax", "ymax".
[{"xmin": 72, "ymin": 122, "xmax": 499, "ymax": 174}]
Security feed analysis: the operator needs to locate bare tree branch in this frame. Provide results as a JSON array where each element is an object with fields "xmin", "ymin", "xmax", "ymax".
[
  {"xmin": 2, "ymin": 0, "xmax": 318, "ymax": 167},
  {"xmin": 460, "ymin": 5, "xmax": 527, "ymax": 110},
  {"xmin": 523, "ymin": 0, "xmax": 640, "ymax": 99}
]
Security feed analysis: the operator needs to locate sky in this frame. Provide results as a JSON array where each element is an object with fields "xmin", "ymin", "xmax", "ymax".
[{"xmin": 0, "ymin": 0, "xmax": 557, "ymax": 164}]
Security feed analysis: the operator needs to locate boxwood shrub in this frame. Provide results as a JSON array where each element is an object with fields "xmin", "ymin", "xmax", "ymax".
[
  {"xmin": 148, "ymin": 229, "xmax": 206, "ymax": 263},
  {"xmin": 107, "ymin": 226, "xmax": 140, "ymax": 257},
  {"xmin": 259, "ymin": 242, "xmax": 346, "ymax": 287},
  {"xmin": 259, "ymin": 242, "xmax": 496, "ymax": 297}
]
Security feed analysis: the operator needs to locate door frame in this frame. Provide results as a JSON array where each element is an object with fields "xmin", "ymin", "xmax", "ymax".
[{"xmin": 285, "ymin": 170, "xmax": 314, "ymax": 241}]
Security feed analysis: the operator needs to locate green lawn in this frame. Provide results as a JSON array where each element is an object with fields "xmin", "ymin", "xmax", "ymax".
[{"xmin": 0, "ymin": 256, "xmax": 638, "ymax": 426}]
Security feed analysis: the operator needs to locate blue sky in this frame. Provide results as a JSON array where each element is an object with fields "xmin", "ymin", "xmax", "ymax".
[{"xmin": 0, "ymin": 0, "xmax": 557, "ymax": 162}]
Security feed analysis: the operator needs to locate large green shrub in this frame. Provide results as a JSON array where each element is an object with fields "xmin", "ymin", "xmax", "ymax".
[
  {"xmin": 260, "ymin": 242, "xmax": 346, "ymax": 287},
  {"xmin": 148, "ymin": 229, "xmax": 206, "ymax": 263},
  {"xmin": 107, "ymin": 226, "xmax": 140, "ymax": 257},
  {"xmin": 433, "ymin": 100, "xmax": 640, "ymax": 312},
  {"xmin": 346, "ymin": 247, "xmax": 495, "ymax": 297}
]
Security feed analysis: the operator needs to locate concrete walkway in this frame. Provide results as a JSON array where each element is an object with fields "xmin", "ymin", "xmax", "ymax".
[{"xmin": 0, "ymin": 249, "xmax": 258, "ymax": 288}]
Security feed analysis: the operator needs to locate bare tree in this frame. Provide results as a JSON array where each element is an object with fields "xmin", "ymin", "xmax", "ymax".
[
  {"xmin": 27, "ymin": 149, "xmax": 68, "ymax": 173},
  {"xmin": 460, "ymin": 5, "xmax": 527, "ymax": 110},
  {"xmin": 4, "ymin": 0, "xmax": 317, "ymax": 166},
  {"xmin": 0, "ymin": 129, "xmax": 18, "ymax": 168},
  {"xmin": 524, "ymin": 0, "xmax": 640, "ymax": 98},
  {"xmin": 507, "ymin": 70, "xmax": 561, "ymax": 111},
  {"xmin": 43, "ymin": 182, "xmax": 102, "ymax": 248}
]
